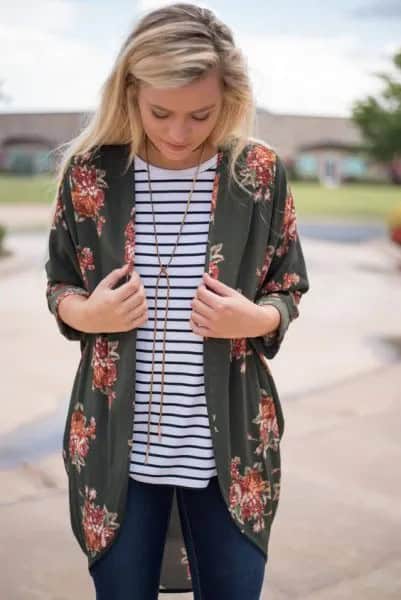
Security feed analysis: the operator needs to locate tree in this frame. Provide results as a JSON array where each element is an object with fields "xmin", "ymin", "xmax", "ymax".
[{"xmin": 352, "ymin": 48, "xmax": 401, "ymax": 184}]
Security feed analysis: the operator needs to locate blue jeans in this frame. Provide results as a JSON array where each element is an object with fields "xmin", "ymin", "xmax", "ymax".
[{"xmin": 89, "ymin": 475, "xmax": 267, "ymax": 599}]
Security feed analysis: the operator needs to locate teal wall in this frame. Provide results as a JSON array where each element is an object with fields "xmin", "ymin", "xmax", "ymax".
[
  {"xmin": 5, "ymin": 147, "xmax": 53, "ymax": 174},
  {"xmin": 296, "ymin": 153, "xmax": 318, "ymax": 177},
  {"xmin": 296, "ymin": 151, "xmax": 368, "ymax": 180},
  {"xmin": 341, "ymin": 155, "xmax": 367, "ymax": 177}
]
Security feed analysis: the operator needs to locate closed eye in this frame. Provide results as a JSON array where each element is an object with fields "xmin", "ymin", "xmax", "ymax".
[{"xmin": 152, "ymin": 111, "xmax": 210, "ymax": 122}]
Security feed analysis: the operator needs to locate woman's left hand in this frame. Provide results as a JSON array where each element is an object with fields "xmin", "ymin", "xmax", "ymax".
[{"xmin": 189, "ymin": 272, "xmax": 265, "ymax": 339}]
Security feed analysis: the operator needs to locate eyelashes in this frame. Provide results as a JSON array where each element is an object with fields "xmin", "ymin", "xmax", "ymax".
[{"xmin": 151, "ymin": 112, "xmax": 210, "ymax": 122}]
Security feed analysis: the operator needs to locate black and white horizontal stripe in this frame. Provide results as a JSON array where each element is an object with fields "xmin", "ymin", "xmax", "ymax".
[{"xmin": 129, "ymin": 152, "xmax": 219, "ymax": 489}]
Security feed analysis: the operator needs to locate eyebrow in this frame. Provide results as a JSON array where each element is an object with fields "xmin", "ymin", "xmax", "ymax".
[{"xmin": 150, "ymin": 103, "xmax": 217, "ymax": 114}]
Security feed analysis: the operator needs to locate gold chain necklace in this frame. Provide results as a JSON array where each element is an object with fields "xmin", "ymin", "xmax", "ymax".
[{"xmin": 143, "ymin": 136, "xmax": 206, "ymax": 464}]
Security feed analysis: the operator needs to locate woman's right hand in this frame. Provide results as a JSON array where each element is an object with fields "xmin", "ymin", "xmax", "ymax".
[{"xmin": 85, "ymin": 264, "xmax": 149, "ymax": 333}]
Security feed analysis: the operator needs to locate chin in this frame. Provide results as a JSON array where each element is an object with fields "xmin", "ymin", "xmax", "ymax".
[{"xmin": 146, "ymin": 136, "xmax": 209, "ymax": 162}]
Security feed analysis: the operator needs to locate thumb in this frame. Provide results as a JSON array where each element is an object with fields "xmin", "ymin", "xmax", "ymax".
[{"xmin": 100, "ymin": 264, "xmax": 130, "ymax": 289}]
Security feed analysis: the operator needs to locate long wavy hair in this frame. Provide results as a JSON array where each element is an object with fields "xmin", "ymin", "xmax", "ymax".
[{"xmin": 50, "ymin": 2, "xmax": 260, "ymax": 216}]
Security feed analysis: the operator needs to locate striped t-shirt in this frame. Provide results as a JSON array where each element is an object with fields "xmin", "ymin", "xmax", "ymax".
[{"xmin": 129, "ymin": 151, "xmax": 219, "ymax": 488}]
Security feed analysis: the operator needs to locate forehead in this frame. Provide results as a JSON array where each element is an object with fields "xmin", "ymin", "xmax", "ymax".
[{"xmin": 139, "ymin": 70, "xmax": 223, "ymax": 111}]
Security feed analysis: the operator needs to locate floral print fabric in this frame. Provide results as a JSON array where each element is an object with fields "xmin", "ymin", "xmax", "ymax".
[{"xmin": 44, "ymin": 139, "xmax": 310, "ymax": 593}]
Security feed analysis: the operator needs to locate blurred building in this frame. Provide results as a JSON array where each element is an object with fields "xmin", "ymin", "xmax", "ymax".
[
  {"xmin": 0, "ymin": 108, "xmax": 390, "ymax": 183},
  {"xmin": 254, "ymin": 109, "xmax": 389, "ymax": 184}
]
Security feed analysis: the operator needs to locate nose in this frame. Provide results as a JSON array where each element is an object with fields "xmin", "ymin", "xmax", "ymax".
[{"xmin": 168, "ymin": 124, "xmax": 191, "ymax": 145}]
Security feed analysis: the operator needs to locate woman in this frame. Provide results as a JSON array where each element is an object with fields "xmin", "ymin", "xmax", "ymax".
[{"xmin": 45, "ymin": 3, "xmax": 310, "ymax": 599}]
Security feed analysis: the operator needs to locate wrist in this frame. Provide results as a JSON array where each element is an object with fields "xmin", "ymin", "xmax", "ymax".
[
  {"xmin": 58, "ymin": 293, "xmax": 92, "ymax": 334},
  {"xmin": 253, "ymin": 304, "xmax": 281, "ymax": 338},
  {"xmin": 78, "ymin": 296, "xmax": 93, "ymax": 333}
]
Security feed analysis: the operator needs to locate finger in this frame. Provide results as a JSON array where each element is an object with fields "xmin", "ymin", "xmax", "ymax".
[
  {"xmin": 190, "ymin": 312, "xmax": 206, "ymax": 329},
  {"xmin": 112, "ymin": 273, "xmax": 141, "ymax": 302},
  {"xmin": 120, "ymin": 291, "xmax": 145, "ymax": 313},
  {"xmin": 191, "ymin": 308, "xmax": 204, "ymax": 326},
  {"xmin": 192, "ymin": 298, "xmax": 214, "ymax": 321},
  {"xmin": 100, "ymin": 264, "xmax": 130, "ymax": 289},
  {"xmin": 197, "ymin": 283, "xmax": 221, "ymax": 307},
  {"xmin": 203, "ymin": 273, "xmax": 233, "ymax": 296},
  {"xmin": 190, "ymin": 315, "xmax": 208, "ymax": 336},
  {"xmin": 127, "ymin": 304, "xmax": 147, "ymax": 327}
]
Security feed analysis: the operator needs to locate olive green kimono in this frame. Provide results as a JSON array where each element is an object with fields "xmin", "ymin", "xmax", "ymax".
[{"xmin": 45, "ymin": 139, "xmax": 310, "ymax": 593}]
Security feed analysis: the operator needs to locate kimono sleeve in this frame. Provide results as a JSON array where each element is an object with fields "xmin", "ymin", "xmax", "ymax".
[
  {"xmin": 252, "ymin": 154, "xmax": 310, "ymax": 359},
  {"xmin": 44, "ymin": 164, "xmax": 89, "ymax": 341}
]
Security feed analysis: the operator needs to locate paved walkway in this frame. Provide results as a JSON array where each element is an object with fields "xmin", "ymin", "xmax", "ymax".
[{"xmin": 1, "ymin": 216, "xmax": 401, "ymax": 598}]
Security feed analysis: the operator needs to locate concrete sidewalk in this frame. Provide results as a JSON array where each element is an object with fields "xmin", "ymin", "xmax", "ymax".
[
  {"xmin": 2, "ymin": 359, "xmax": 400, "ymax": 599},
  {"xmin": 1, "ymin": 226, "xmax": 401, "ymax": 599}
]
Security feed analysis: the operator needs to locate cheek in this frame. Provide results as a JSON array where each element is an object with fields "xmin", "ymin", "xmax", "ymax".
[
  {"xmin": 141, "ymin": 114, "xmax": 161, "ymax": 136},
  {"xmin": 202, "ymin": 112, "xmax": 220, "ymax": 136},
  {"xmin": 138, "ymin": 103, "xmax": 163, "ymax": 135},
  {"xmin": 192, "ymin": 118, "xmax": 217, "ymax": 141}
]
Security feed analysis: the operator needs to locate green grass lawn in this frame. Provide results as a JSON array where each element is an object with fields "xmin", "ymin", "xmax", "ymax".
[
  {"xmin": 0, "ymin": 174, "xmax": 57, "ymax": 205},
  {"xmin": 0, "ymin": 173, "xmax": 400, "ymax": 221},
  {"xmin": 292, "ymin": 181, "xmax": 401, "ymax": 220}
]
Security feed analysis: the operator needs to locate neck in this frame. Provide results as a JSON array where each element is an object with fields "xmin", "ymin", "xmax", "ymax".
[{"xmin": 137, "ymin": 138, "xmax": 218, "ymax": 170}]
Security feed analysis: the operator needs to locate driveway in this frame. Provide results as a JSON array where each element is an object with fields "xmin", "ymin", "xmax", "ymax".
[{"xmin": 1, "ymin": 220, "xmax": 401, "ymax": 599}]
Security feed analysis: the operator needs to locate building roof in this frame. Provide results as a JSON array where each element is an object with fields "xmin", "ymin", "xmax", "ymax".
[
  {"xmin": 0, "ymin": 111, "xmax": 91, "ymax": 152},
  {"xmin": 0, "ymin": 108, "xmax": 364, "ymax": 162},
  {"xmin": 254, "ymin": 108, "xmax": 363, "ymax": 160}
]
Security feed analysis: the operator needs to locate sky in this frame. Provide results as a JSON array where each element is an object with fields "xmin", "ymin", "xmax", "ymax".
[{"xmin": 0, "ymin": 0, "xmax": 400, "ymax": 118}]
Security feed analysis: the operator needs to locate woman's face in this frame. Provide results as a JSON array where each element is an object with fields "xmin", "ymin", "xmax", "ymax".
[{"xmin": 137, "ymin": 68, "xmax": 224, "ymax": 166}]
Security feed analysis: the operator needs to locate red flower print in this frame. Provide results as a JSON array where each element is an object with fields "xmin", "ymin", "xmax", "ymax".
[
  {"xmin": 264, "ymin": 272, "xmax": 300, "ymax": 294},
  {"xmin": 124, "ymin": 206, "xmax": 136, "ymax": 278},
  {"xmin": 238, "ymin": 144, "xmax": 276, "ymax": 203},
  {"xmin": 80, "ymin": 485, "xmax": 120, "ymax": 556},
  {"xmin": 247, "ymin": 388, "xmax": 280, "ymax": 456},
  {"xmin": 70, "ymin": 156, "xmax": 108, "ymax": 236},
  {"xmin": 229, "ymin": 337, "xmax": 253, "ymax": 374},
  {"xmin": 255, "ymin": 244, "xmax": 275, "ymax": 289},
  {"xmin": 77, "ymin": 246, "xmax": 95, "ymax": 288},
  {"xmin": 276, "ymin": 187, "xmax": 298, "ymax": 257},
  {"xmin": 69, "ymin": 402, "xmax": 96, "ymax": 472},
  {"xmin": 209, "ymin": 262, "xmax": 219, "ymax": 278},
  {"xmin": 283, "ymin": 272, "xmax": 300, "ymax": 288},
  {"xmin": 91, "ymin": 336, "xmax": 120, "ymax": 409},
  {"xmin": 293, "ymin": 290, "xmax": 303, "ymax": 305},
  {"xmin": 47, "ymin": 284, "xmax": 90, "ymax": 318},
  {"xmin": 231, "ymin": 337, "xmax": 247, "ymax": 359},
  {"xmin": 229, "ymin": 457, "xmax": 272, "ymax": 533}
]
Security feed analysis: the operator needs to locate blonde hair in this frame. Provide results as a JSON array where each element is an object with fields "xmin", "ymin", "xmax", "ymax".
[{"xmin": 51, "ymin": 2, "xmax": 257, "ymax": 212}]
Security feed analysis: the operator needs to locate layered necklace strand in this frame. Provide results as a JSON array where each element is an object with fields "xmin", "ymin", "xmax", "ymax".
[{"xmin": 143, "ymin": 137, "xmax": 206, "ymax": 464}]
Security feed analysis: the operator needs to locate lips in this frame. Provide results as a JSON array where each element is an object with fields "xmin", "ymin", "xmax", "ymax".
[{"xmin": 164, "ymin": 141, "xmax": 189, "ymax": 150}]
